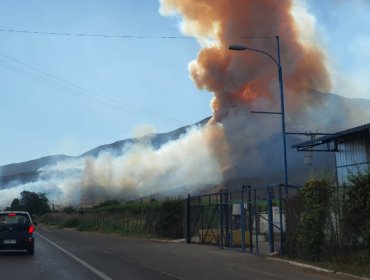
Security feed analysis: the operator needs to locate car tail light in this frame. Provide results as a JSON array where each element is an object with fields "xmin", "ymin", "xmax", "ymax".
[
  {"xmin": 28, "ymin": 225, "xmax": 35, "ymax": 234},
  {"xmin": 7, "ymin": 213, "xmax": 16, "ymax": 217}
]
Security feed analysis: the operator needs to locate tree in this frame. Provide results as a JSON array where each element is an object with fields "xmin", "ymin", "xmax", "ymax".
[
  {"xmin": 5, "ymin": 191, "xmax": 51, "ymax": 216},
  {"xmin": 4, "ymin": 198, "xmax": 21, "ymax": 211},
  {"xmin": 298, "ymin": 180, "xmax": 332, "ymax": 261},
  {"xmin": 10, "ymin": 198, "xmax": 21, "ymax": 210},
  {"xmin": 343, "ymin": 171, "xmax": 370, "ymax": 253}
]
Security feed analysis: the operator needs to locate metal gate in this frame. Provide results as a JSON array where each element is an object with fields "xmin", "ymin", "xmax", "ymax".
[{"xmin": 185, "ymin": 185, "xmax": 297, "ymax": 255}]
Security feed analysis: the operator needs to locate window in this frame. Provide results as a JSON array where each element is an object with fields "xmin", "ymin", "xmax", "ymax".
[{"xmin": 0, "ymin": 214, "xmax": 30, "ymax": 225}]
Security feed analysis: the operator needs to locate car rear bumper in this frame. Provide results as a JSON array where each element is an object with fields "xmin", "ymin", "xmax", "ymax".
[{"xmin": 0, "ymin": 237, "xmax": 34, "ymax": 251}]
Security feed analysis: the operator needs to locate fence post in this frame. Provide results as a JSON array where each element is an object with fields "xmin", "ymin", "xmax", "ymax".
[
  {"xmin": 219, "ymin": 190, "xmax": 224, "ymax": 247},
  {"xmin": 248, "ymin": 186, "xmax": 253, "ymax": 253},
  {"xmin": 279, "ymin": 184, "xmax": 284, "ymax": 255},
  {"xmin": 254, "ymin": 189, "xmax": 259, "ymax": 254},
  {"xmin": 186, "ymin": 194, "xmax": 191, "ymax": 244},
  {"xmin": 241, "ymin": 201, "xmax": 246, "ymax": 252},
  {"xmin": 267, "ymin": 187, "xmax": 275, "ymax": 253},
  {"xmin": 225, "ymin": 190, "xmax": 230, "ymax": 247}
]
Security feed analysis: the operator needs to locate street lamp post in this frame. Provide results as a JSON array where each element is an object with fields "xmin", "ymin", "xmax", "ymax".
[
  {"xmin": 229, "ymin": 36, "xmax": 288, "ymax": 194},
  {"xmin": 229, "ymin": 36, "xmax": 288, "ymax": 254}
]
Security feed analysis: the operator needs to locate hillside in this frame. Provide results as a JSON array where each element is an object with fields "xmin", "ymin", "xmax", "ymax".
[
  {"xmin": 1, "ymin": 91, "xmax": 369, "ymax": 200},
  {"xmin": 0, "ymin": 118, "xmax": 210, "ymax": 189}
]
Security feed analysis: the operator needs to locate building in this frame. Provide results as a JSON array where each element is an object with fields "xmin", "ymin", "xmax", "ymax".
[{"xmin": 292, "ymin": 124, "xmax": 370, "ymax": 185}]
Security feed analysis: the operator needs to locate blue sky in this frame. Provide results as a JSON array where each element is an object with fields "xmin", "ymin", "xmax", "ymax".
[
  {"xmin": 304, "ymin": 0, "xmax": 370, "ymax": 100},
  {"xmin": 0, "ymin": 0, "xmax": 369, "ymax": 166}
]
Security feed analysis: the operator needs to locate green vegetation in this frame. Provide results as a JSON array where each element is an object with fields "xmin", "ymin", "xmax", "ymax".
[
  {"xmin": 343, "ymin": 172, "xmax": 370, "ymax": 254},
  {"xmin": 39, "ymin": 198, "xmax": 184, "ymax": 239},
  {"xmin": 285, "ymin": 179, "xmax": 331, "ymax": 261},
  {"xmin": 299, "ymin": 179, "xmax": 331, "ymax": 261},
  {"xmin": 4, "ymin": 191, "xmax": 51, "ymax": 216},
  {"xmin": 156, "ymin": 199, "xmax": 184, "ymax": 238},
  {"xmin": 285, "ymin": 172, "xmax": 370, "ymax": 277}
]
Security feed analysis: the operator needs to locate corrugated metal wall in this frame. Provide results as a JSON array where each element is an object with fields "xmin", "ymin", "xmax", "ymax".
[{"xmin": 335, "ymin": 138, "xmax": 370, "ymax": 185}]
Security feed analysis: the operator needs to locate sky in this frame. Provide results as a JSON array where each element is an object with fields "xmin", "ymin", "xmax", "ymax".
[{"xmin": 0, "ymin": 0, "xmax": 369, "ymax": 166}]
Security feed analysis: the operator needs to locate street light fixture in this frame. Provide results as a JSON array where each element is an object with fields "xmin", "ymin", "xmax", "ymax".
[
  {"xmin": 229, "ymin": 36, "xmax": 288, "ymax": 254},
  {"xmin": 228, "ymin": 36, "xmax": 288, "ymax": 195}
]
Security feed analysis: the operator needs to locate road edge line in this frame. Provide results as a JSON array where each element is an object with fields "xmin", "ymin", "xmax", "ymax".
[{"xmin": 36, "ymin": 232, "xmax": 113, "ymax": 280}]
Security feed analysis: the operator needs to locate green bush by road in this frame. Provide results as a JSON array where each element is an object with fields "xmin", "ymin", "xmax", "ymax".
[{"xmin": 39, "ymin": 198, "xmax": 184, "ymax": 239}]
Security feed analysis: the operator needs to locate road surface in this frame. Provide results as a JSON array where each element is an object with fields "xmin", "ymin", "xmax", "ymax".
[{"xmin": 0, "ymin": 225, "xmax": 348, "ymax": 280}]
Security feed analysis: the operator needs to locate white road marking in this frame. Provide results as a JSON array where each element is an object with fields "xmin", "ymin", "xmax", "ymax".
[{"xmin": 36, "ymin": 232, "xmax": 113, "ymax": 280}]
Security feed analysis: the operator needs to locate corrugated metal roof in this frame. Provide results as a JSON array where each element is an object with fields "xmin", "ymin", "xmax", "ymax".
[{"xmin": 292, "ymin": 123, "xmax": 370, "ymax": 149}]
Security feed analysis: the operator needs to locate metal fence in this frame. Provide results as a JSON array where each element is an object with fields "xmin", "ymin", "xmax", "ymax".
[
  {"xmin": 41, "ymin": 202, "xmax": 184, "ymax": 239},
  {"xmin": 283, "ymin": 185, "xmax": 366, "ymax": 261},
  {"xmin": 185, "ymin": 185, "xmax": 299, "ymax": 255}
]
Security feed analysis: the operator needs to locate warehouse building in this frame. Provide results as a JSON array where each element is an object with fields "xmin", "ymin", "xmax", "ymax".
[{"xmin": 292, "ymin": 123, "xmax": 370, "ymax": 185}]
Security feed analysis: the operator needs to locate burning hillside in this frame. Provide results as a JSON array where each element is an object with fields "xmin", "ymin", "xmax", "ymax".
[{"xmin": 1, "ymin": 1, "xmax": 370, "ymax": 207}]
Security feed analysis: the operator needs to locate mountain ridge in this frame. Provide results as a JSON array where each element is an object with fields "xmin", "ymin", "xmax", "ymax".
[
  {"xmin": 0, "ymin": 117, "xmax": 211, "ymax": 186},
  {"xmin": 1, "ymin": 91, "xmax": 370, "ymax": 196}
]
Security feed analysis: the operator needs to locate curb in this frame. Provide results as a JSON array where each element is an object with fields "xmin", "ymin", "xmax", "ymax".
[
  {"xmin": 150, "ymin": 238, "xmax": 186, "ymax": 243},
  {"xmin": 266, "ymin": 257, "xmax": 370, "ymax": 280}
]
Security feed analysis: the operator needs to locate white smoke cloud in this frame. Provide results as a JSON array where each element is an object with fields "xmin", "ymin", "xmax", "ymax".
[
  {"xmin": 0, "ymin": 180, "xmax": 64, "ymax": 209},
  {"xmin": 131, "ymin": 123, "xmax": 156, "ymax": 138},
  {"xmin": 291, "ymin": 0, "xmax": 321, "ymax": 49},
  {"xmin": 0, "ymin": 124, "xmax": 224, "ymax": 208},
  {"xmin": 81, "ymin": 124, "xmax": 223, "ymax": 197},
  {"xmin": 331, "ymin": 34, "xmax": 370, "ymax": 99}
]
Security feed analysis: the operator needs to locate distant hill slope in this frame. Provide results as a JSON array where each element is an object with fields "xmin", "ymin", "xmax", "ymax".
[
  {"xmin": 290, "ymin": 89, "xmax": 370, "ymax": 132},
  {"xmin": 0, "ymin": 117, "xmax": 211, "ymax": 188},
  {"xmin": 1, "ymin": 90, "xmax": 370, "ymax": 193},
  {"xmin": 81, "ymin": 117, "xmax": 210, "ymax": 158},
  {"xmin": 0, "ymin": 155, "xmax": 73, "ymax": 177}
]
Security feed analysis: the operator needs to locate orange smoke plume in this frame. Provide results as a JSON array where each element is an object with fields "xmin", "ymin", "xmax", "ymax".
[{"xmin": 161, "ymin": 0, "xmax": 331, "ymax": 121}]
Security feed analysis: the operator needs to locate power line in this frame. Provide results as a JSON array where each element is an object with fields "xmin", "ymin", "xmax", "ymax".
[
  {"xmin": 0, "ymin": 60, "xmax": 137, "ymax": 113},
  {"xmin": 0, "ymin": 52, "xmax": 183, "ymax": 123},
  {"xmin": 0, "ymin": 52, "xmax": 185, "ymax": 125},
  {"xmin": 0, "ymin": 29, "xmax": 193, "ymax": 39},
  {"xmin": 0, "ymin": 28, "xmax": 273, "ymax": 40}
]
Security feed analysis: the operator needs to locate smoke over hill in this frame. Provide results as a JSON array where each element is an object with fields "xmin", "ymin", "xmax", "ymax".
[
  {"xmin": 1, "ymin": 1, "xmax": 370, "ymax": 207},
  {"xmin": 159, "ymin": 0, "xmax": 369, "ymax": 180},
  {"xmin": 1, "ymin": 90, "xmax": 369, "ymax": 208}
]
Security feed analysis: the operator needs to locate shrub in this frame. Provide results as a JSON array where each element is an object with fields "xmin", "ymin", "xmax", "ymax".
[
  {"xmin": 155, "ymin": 198, "xmax": 184, "ymax": 239},
  {"xmin": 285, "ymin": 179, "xmax": 332, "ymax": 261},
  {"xmin": 343, "ymin": 171, "xmax": 370, "ymax": 254},
  {"xmin": 61, "ymin": 216, "xmax": 80, "ymax": 228},
  {"xmin": 298, "ymin": 179, "xmax": 331, "ymax": 261}
]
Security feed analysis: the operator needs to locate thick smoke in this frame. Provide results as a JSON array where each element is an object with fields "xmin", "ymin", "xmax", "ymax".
[
  {"xmin": 160, "ymin": 0, "xmax": 331, "ymax": 119},
  {"xmin": 0, "ymin": 124, "xmax": 226, "ymax": 207},
  {"xmin": 80, "ymin": 124, "xmax": 226, "ymax": 201},
  {"xmin": 2, "ymin": 1, "xmax": 369, "ymax": 207},
  {"xmin": 159, "ymin": 0, "xmax": 335, "ymax": 180}
]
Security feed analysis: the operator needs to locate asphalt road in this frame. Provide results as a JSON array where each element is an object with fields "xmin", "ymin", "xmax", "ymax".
[{"xmin": 0, "ymin": 225, "xmax": 348, "ymax": 280}]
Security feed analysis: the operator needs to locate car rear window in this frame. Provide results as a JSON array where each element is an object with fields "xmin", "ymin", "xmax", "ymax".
[{"xmin": 0, "ymin": 213, "xmax": 30, "ymax": 225}]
